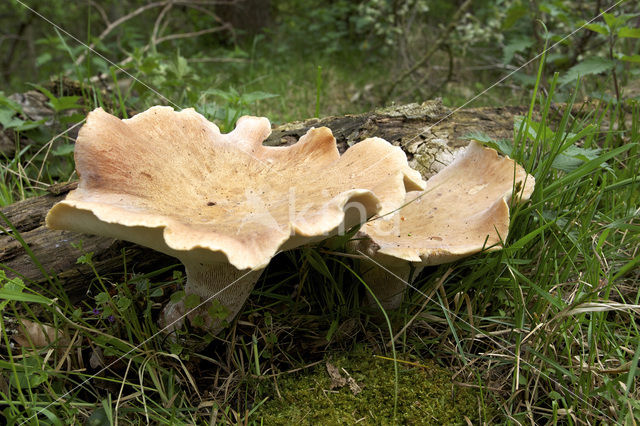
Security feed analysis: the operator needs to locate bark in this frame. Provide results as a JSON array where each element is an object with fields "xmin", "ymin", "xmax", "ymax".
[{"xmin": 0, "ymin": 100, "xmax": 539, "ymax": 303}]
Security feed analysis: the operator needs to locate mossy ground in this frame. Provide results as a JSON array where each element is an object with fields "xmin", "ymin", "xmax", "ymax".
[{"xmin": 254, "ymin": 350, "xmax": 492, "ymax": 425}]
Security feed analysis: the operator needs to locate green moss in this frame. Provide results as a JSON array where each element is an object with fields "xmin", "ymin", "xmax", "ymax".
[{"xmin": 253, "ymin": 351, "xmax": 490, "ymax": 425}]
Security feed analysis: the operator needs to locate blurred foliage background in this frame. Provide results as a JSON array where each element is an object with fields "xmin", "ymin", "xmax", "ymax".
[{"xmin": 1, "ymin": 0, "xmax": 639, "ymax": 125}]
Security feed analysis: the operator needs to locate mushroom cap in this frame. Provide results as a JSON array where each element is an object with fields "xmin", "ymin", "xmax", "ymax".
[
  {"xmin": 46, "ymin": 106, "xmax": 425, "ymax": 270},
  {"xmin": 361, "ymin": 141, "xmax": 535, "ymax": 265}
]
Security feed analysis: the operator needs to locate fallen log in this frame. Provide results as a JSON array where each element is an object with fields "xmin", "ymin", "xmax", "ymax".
[{"xmin": 0, "ymin": 100, "xmax": 534, "ymax": 303}]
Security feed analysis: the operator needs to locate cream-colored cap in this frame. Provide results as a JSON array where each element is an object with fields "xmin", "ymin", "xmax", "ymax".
[
  {"xmin": 46, "ymin": 106, "xmax": 426, "ymax": 271},
  {"xmin": 362, "ymin": 141, "xmax": 535, "ymax": 265}
]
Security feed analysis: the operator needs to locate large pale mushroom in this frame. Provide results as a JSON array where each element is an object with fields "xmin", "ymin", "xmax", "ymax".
[
  {"xmin": 352, "ymin": 141, "xmax": 535, "ymax": 310},
  {"xmin": 46, "ymin": 106, "xmax": 425, "ymax": 332}
]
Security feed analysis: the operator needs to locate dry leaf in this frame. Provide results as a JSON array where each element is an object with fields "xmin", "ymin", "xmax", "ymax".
[
  {"xmin": 342, "ymin": 367, "xmax": 363, "ymax": 395},
  {"xmin": 90, "ymin": 346, "xmax": 105, "ymax": 369},
  {"xmin": 12, "ymin": 319, "xmax": 65, "ymax": 348},
  {"xmin": 325, "ymin": 362, "xmax": 363, "ymax": 395},
  {"xmin": 326, "ymin": 362, "xmax": 346, "ymax": 389}
]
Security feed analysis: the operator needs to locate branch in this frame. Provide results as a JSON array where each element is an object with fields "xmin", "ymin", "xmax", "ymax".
[
  {"xmin": 73, "ymin": 0, "xmax": 172, "ymax": 67},
  {"xmin": 151, "ymin": 1, "xmax": 175, "ymax": 52},
  {"xmin": 86, "ymin": 0, "xmax": 110, "ymax": 28},
  {"xmin": 155, "ymin": 26, "xmax": 231, "ymax": 44}
]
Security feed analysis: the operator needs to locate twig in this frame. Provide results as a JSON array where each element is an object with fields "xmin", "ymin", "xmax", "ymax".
[
  {"xmin": 74, "ymin": 0, "xmax": 171, "ymax": 67},
  {"xmin": 87, "ymin": 0, "xmax": 110, "ymax": 27},
  {"xmin": 155, "ymin": 26, "xmax": 230, "ymax": 44},
  {"xmin": 83, "ymin": 2, "xmax": 232, "ymax": 79},
  {"xmin": 151, "ymin": 1, "xmax": 174, "ymax": 52}
]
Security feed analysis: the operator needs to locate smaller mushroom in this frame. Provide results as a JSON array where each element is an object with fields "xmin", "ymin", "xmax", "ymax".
[{"xmin": 351, "ymin": 141, "xmax": 535, "ymax": 310}]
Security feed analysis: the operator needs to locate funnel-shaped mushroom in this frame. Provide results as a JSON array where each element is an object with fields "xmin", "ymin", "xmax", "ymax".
[
  {"xmin": 352, "ymin": 141, "xmax": 535, "ymax": 309},
  {"xmin": 46, "ymin": 106, "xmax": 425, "ymax": 332}
]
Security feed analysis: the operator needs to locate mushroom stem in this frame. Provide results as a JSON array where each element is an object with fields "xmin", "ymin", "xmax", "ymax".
[
  {"xmin": 362, "ymin": 262, "xmax": 424, "ymax": 310},
  {"xmin": 348, "ymin": 233, "xmax": 420, "ymax": 311},
  {"xmin": 161, "ymin": 261, "xmax": 262, "ymax": 333}
]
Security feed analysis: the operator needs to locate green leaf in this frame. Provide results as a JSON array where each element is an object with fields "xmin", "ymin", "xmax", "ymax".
[
  {"xmin": 464, "ymin": 132, "xmax": 513, "ymax": 156},
  {"xmin": 503, "ymin": 36, "xmax": 534, "ymax": 64},
  {"xmin": 558, "ymin": 57, "xmax": 615, "ymax": 85},
  {"xmin": 502, "ymin": 3, "xmax": 528, "ymax": 30},
  {"xmin": 620, "ymin": 54, "xmax": 640, "ymax": 63},
  {"xmin": 95, "ymin": 292, "xmax": 109, "ymax": 304},
  {"xmin": 117, "ymin": 296, "xmax": 131, "ymax": 311},
  {"xmin": 304, "ymin": 249, "xmax": 337, "ymax": 284},
  {"xmin": 551, "ymin": 146, "xmax": 602, "ymax": 172},
  {"xmin": 14, "ymin": 119, "xmax": 46, "ymax": 131},
  {"xmin": 612, "ymin": 255, "xmax": 640, "ymax": 283},
  {"xmin": 27, "ymin": 83, "xmax": 80, "ymax": 113},
  {"xmin": 548, "ymin": 391, "xmax": 563, "ymax": 400},
  {"xmin": 170, "ymin": 55, "xmax": 190, "ymax": 79},
  {"xmin": 0, "ymin": 272, "xmax": 52, "ymax": 305},
  {"xmin": 59, "ymin": 112, "xmax": 85, "ymax": 125},
  {"xmin": 0, "ymin": 108, "xmax": 25, "ymax": 129},
  {"xmin": 514, "ymin": 115, "xmax": 543, "ymax": 141},
  {"xmin": 240, "ymin": 91, "xmax": 278, "ymax": 104},
  {"xmin": 133, "ymin": 276, "xmax": 150, "ymax": 292},
  {"xmin": 52, "ymin": 143, "xmax": 75, "ymax": 156},
  {"xmin": 191, "ymin": 314, "xmax": 204, "ymax": 327},
  {"xmin": 0, "ymin": 91, "xmax": 23, "ymax": 112},
  {"xmin": 170, "ymin": 290, "xmax": 185, "ymax": 303},
  {"xmin": 10, "ymin": 357, "xmax": 49, "ymax": 389},
  {"xmin": 29, "ymin": 84, "xmax": 56, "ymax": 103},
  {"xmin": 0, "ymin": 91, "xmax": 40, "ymax": 132},
  {"xmin": 326, "ymin": 318, "xmax": 339, "ymax": 342},
  {"xmin": 547, "ymin": 132, "xmax": 602, "ymax": 172},
  {"xmin": 202, "ymin": 88, "xmax": 236, "ymax": 102},
  {"xmin": 543, "ymin": 143, "xmax": 636, "ymax": 195},
  {"xmin": 207, "ymin": 299, "xmax": 230, "ymax": 320},
  {"xmin": 584, "ymin": 23, "xmax": 609, "ymax": 35},
  {"xmin": 184, "ymin": 293, "xmax": 201, "ymax": 309},
  {"xmin": 0, "ymin": 287, "xmax": 52, "ymax": 305},
  {"xmin": 38, "ymin": 407, "xmax": 65, "ymax": 426},
  {"xmin": 36, "ymin": 52, "xmax": 52, "ymax": 67},
  {"xmin": 87, "ymin": 407, "xmax": 111, "ymax": 426},
  {"xmin": 562, "ymin": 145, "xmax": 601, "ymax": 159},
  {"xmin": 49, "ymin": 96, "xmax": 81, "ymax": 112},
  {"xmin": 76, "ymin": 251, "xmax": 94, "ymax": 265},
  {"xmin": 618, "ymin": 27, "xmax": 640, "ymax": 38},
  {"xmin": 602, "ymin": 12, "xmax": 618, "ymax": 29},
  {"xmin": 139, "ymin": 55, "xmax": 160, "ymax": 74},
  {"xmin": 324, "ymin": 223, "xmax": 361, "ymax": 250},
  {"xmin": 169, "ymin": 343, "xmax": 183, "ymax": 355}
]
